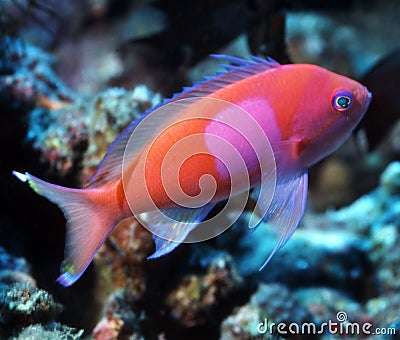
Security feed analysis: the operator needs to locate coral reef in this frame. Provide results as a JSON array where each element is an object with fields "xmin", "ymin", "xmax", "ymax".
[
  {"xmin": 14, "ymin": 323, "xmax": 83, "ymax": 340},
  {"xmin": 27, "ymin": 85, "xmax": 162, "ymax": 181},
  {"xmin": 249, "ymin": 284, "xmax": 312, "ymax": 325},
  {"xmin": 93, "ymin": 288, "xmax": 147, "ymax": 340},
  {"xmin": 3, "ymin": 1, "xmax": 400, "ymax": 339},
  {"xmin": 220, "ymin": 304, "xmax": 266, "ymax": 340},
  {"xmin": 294, "ymin": 287, "xmax": 372, "ymax": 329},
  {"xmin": 0, "ymin": 36, "xmax": 162, "ymax": 183},
  {"xmin": 0, "ymin": 282, "xmax": 62, "ymax": 336},
  {"xmin": 165, "ymin": 254, "xmax": 242, "ymax": 328},
  {"xmin": 0, "ymin": 36, "xmax": 76, "ymax": 112},
  {"xmin": 219, "ymin": 162, "xmax": 400, "ymax": 338},
  {"xmin": 0, "ymin": 247, "xmax": 36, "ymax": 289},
  {"xmin": 94, "ymin": 218, "xmax": 153, "ymax": 298},
  {"xmin": 217, "ymin": 210, "xmax": 375, "ymax": 297},
  {"xmin": 0, "ymin": 281, "xmax": 85, "ymax": 338},
  {"xmin": 220, "ymin": 284, "xmax": 372, "ymax": 339},
  {"xmin": 220, "ymin": 283, "xmax": 312, "ymax": 339}
]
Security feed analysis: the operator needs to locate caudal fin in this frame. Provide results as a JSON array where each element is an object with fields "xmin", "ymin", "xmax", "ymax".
[{"xmin": 13, "ymin": 171, "xmax": 118, "ymax": 286}]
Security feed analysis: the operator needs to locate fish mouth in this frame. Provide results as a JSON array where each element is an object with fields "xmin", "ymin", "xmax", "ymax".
[
  {"xmin": 366, "ymin": 90, "xmax": 372, "ymax": 106},
  {"xmin": 353, "ymin": 87, "xmax": 372, "ymax": 107}
]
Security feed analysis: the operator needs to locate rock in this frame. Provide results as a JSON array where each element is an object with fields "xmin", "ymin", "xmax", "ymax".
[{"xmin": 0, "ymin": 282, "xmax": 63, "ymax": 337}]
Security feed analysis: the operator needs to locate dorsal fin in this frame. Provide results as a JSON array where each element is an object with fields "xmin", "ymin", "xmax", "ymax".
[
  {"xmin": 85, "ymin": 55, "xmax": 280, "ymax": 188},
  {"xmin": 171, "ymin": 54, "xmax": 281, "ymax": 100},
  {"xmin": 84, "ymin": 99, "xmax": 185, "ymax": 188},
  {"xmin": 84, "ymin": 119, "xmax": 142, "ymax": 188}
]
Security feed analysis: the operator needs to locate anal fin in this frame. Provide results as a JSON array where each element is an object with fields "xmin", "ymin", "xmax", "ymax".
[{"xmin": 143, "ymin": 204, "xmax": 216, "ymax": 259}]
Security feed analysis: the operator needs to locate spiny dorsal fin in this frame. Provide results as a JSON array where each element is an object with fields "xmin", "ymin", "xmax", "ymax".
[
  {"xmin": 85, "ymin": 55, "xmax": 280, "ymax": 188},
  {"xmin": 172, "ymin": 54, "xmax": 281, "ymax": 100}
]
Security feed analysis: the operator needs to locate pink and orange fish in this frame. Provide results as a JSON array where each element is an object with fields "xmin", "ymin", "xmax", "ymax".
[{"xmin": 14, "ymin": 55, "xmax": 371, "ymax": 286}]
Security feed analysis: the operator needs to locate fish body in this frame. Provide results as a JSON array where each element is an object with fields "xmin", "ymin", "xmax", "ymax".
[{"xmin": 14, "ymin": 55, "xmax": 371, "ymax": 286}]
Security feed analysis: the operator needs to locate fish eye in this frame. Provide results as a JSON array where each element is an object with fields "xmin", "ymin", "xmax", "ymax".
[{"xmin": 332, "ymin": 90, "xmax": 353, "ymax": 112}]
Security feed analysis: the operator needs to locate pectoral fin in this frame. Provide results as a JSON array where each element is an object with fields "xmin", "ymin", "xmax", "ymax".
[{"xmin": 258, "ymin": 169, "xmax": 308, "ymax": 270}]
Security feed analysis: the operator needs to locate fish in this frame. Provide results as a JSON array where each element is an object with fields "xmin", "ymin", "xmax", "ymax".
[{"xmin": 13, "ymin": 55, "xmax": 372, "ymax": 286}]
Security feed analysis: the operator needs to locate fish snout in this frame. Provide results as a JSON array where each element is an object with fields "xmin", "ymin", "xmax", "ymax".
[
  {"xmin": 353, "ymin": 86, "xmax": 372, "ymax": 107},
  {"xmin": 366, "ymin": 89, "xmax": 373, "ymax": 106}
]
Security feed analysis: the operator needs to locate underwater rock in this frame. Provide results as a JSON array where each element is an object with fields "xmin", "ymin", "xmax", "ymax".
[
  {"xmin": 220, "ymin": 304, "xmax": 266, "ymax": 340},
  {"xmin": 14, "ymin": 323, "xmax": 83, "ymax": 340},
  {"xmin": 93, "ymin": 288, "xmax": 146, "ymax": 340},
  {"xmin": 366, "ymin": 293, "xmax": 400, "ymax": 334},
  {"xmin": 219, "ymin": 161, "xmax": 400, "ymax": 337},
  {"xmin": 293, "ymin": 287, "xmax": 371, "ymax": 327},
  {"xmin": 370, "ymin": 223, "xmax": 400, "ymax": 292},
  {"xmin": 0, "ymin": 282, "xmax": 63, "ymax": 337},
  {"xmin": 94, "ymin": 218, "xmax": 154, "ymax": 298},
  {"xmin": 321, "ymin": 161, "xmax": 400, "ymax": 302},
  {"xmin": 92, "ymin": 219, "xmax": 154, "ymax": 339},
  {"xmin": 0, "ymin": 36, "xmax": 76, "ymax": 112},
  {"xmin": 165, "ymin": 254, "xmax": 242, "ymax": 328},
  {"xmin": 380, "ymin": 162, "xmax": 400, "ymax": 196},
  {"xmin": 366, "ymin": 164, "xmax": 400, "ymax": 294},
  {"xmin": 0, "ymin": 247, "xmax": 36, "ymax": 289},
  {"xmin": 220, "ymin": 283, "xmax": 312, "ymax": 340},
  {"xmin": 227, "ymin": 212, "xmax": 374, "ymax": 297},
  {"xmin": 249, "ymin": 284, "xmax": 312, "ymax": 325},
  {"xmin": 27, "ymin": 85, "xmax": 162, "ymax": 181},
  {"xmin": 228, "ymin": 163, "xmax": 400, "ymax": 299},
  {"xmin": 93, "ymin": 317, "xmax": 123, "ymax": 340}
]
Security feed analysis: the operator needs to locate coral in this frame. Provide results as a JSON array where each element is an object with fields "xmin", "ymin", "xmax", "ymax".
[
  {"xmin": 380, "ymin": 162, "xmax": 400, "ymax": 196},
  {"xmin": 92, "ymin": 220, "xmax": 155, "ymax": 339},
  {"xmin": 93, "ymin": 317, "xmax": 123, "ymax": 340},
  {"xmin": 0, "ymin": 282, "xmax": 63, "ymax": 337},
  {"xmin": 4, "ymin": 2, "xmax": 400, "ymax": 338},
  {"xmin": 220, "ymin": 304, "xmax": 264, "ymax": 340},
  {"xmin": 229, "ymin": 211, "xmax": 374, "ymax": 296},
  {"xmin": 0, "ymin": 36, "xmax": 76, "ymax": 112},
  {"xmin": 249, "ymin": 284, "xmax": 312, "ymax": 325},
  {"xmin": 94, "ymin": 218, "xmax": 154, "ymax": 298},
  {"xmin": 324, "ymin": 162, "xmax": 400, "ymax": 294},
  {"xmin": 0, "ymin": 247, "xmax": 36, "ymax": 289},
  {"xmin": 366, "ymin": 293, "xmax": 400, "ymax": 331},
  {"xmin": 166, "ymin": 254, "xmax": 242, "ymax": 328},
  {"xmin": 229, "ymin": 164, "xmax": 400, "ymax": 298},
  {"xmin": 220, "ymin": 283, "xmax": 311, "ymax": 340},
  {"xmin": 27, "ymin": 85, "xmax": 162, "ymax": 181},
  {"xmin": 293, "ymin": 287, "xmax": 371, "ymax": 327},
  {"xmin": 13, "ymin": 323, "xmax": 83, "ymax": 340},
  {"xmin": 0, "ymin": 255, "xmax": 83, "ymax": 338},
  {"xmin": 92, "ymin": 288, "xmax": 146, "ymax": 340},
  {"xmin": 0, "ymin": 247, "xmax": 29, "ymax": 273},
  {"xmin": 218, "ymin": 162, "xmax": 400, "ymax": 338}
]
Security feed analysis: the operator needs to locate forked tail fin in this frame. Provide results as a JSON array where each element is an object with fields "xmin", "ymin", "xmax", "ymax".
[{"xmin": 13, "ymin": 171, "xmax": 118, "ymax": 286}]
